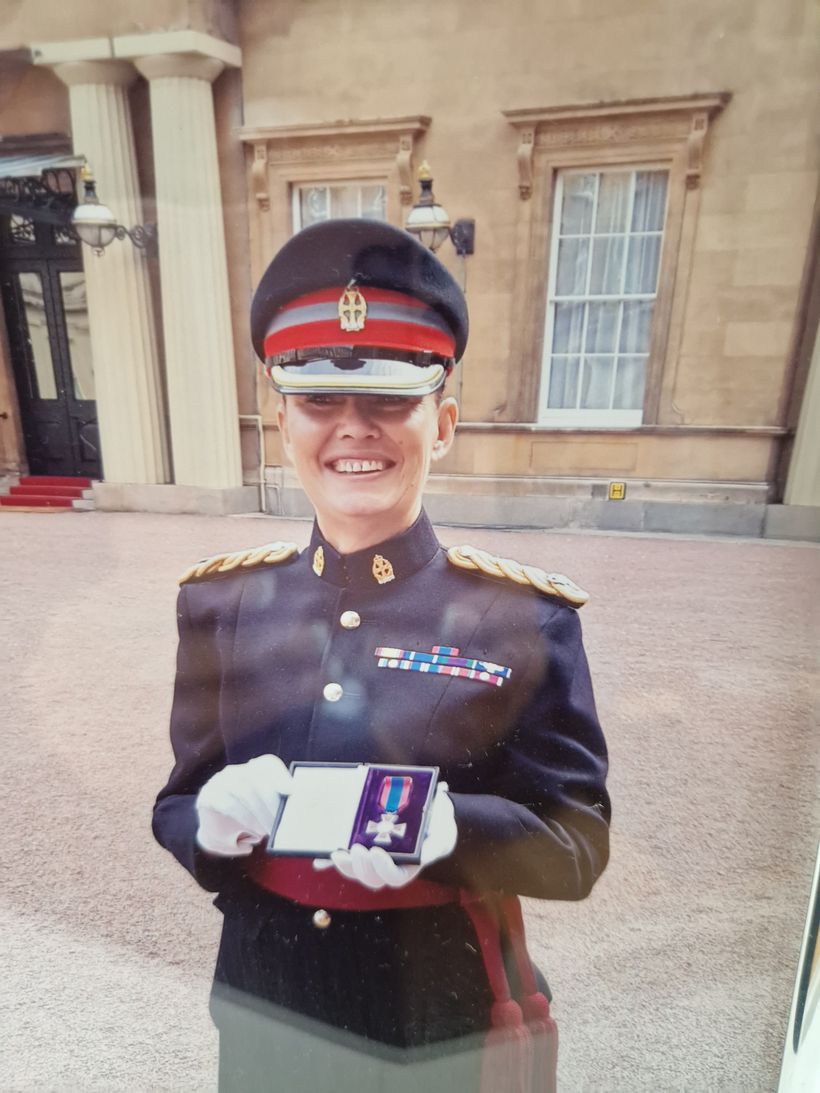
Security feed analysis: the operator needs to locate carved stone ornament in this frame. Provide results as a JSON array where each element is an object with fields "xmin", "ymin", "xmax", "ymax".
[
  {"xmin": 266, "ymin": 139, "xmax": 398, "ymax": 164},
  {"xmin": 535, "ymin": 118, "xmax": 689, "ymax": 148},
  {"xmin": 397, "ymin": 133, "xmax": 414, "ymax": 205},
  {"xmin": 686, "ymin": 111, "xmax": 709, "ymax": 191},
  {"xmin": 252, "ymin": 142, "xmax": 269, "ymax": 211},
  {"xmin": 516, "ymin": 127, "xmax": 535, "ymax": 200}
]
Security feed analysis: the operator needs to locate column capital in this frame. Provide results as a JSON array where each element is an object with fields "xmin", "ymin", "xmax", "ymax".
[
  {"xmin": 114, "ymin": 29, "xmax": 241, "ymax": 69},
  {"xmin": 52, "ymin": 59, "xmax": 137, "ymax": 89},
  {"xmin": 134, "ymin": 53, "xmax": 225, "ymax": 83}
]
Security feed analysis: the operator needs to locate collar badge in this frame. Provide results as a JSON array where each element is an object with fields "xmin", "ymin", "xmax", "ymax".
[
  {"xmin": 338, "ymin": 281, "xmax": 367, "ymax": 332},
  {"xmin": 372, "ymin": 554, "xmax": 395, "ymax": 585},
  {"xmin": 312, "ymin": 545, "xmax": 325, "ymax": 577}
]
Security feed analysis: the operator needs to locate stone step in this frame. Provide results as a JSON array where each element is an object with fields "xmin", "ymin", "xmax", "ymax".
[
  {"xmin": 19, "ymin": 475, "xmax": 93, "ymax": 488},
  {"xmin": 0, "ymin": 494, "xmax": 74, "ymax": 508}
]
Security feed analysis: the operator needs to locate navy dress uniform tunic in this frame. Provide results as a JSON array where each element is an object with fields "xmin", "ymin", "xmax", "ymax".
[{"xmin": 152, "ymin": 510, "xmax": 611, "ymax": 1068}]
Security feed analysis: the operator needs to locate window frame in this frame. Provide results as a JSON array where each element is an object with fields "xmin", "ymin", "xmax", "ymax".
[
  {"xmin": 503, "ymin": 94, "xmax": 729, "ymax": 426},
  {"xmin": 539, "ymin": 165, "xmax": 670, "ymax": 427}
]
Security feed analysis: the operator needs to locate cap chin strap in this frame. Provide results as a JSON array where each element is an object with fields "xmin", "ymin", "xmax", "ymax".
[{"xmin": 268, "ymin": 362, "xmax": 447, "ymax": 397}]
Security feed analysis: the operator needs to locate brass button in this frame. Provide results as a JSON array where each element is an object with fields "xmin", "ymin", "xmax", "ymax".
[
  {"xmin": 313, "ymin": 908, "xmax": 332, "ymax": 930},
  {"xmin": 323, "ymin": 682, "xmax": 343, "ymax": 702},
  {"xmin": 340, "ymin": 610, "xmax": 361, "ymax": 630}
]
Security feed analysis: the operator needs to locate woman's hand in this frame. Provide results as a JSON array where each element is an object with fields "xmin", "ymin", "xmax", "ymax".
[
  {"xmin": 314, "ymin": 783, "xmax": 457, "ymax": 890},
  {"xmin": 195, "ymin": 755, "xmax": 293, "ymax": 858}
]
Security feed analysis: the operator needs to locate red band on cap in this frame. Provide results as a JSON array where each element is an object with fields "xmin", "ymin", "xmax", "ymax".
[
  {"xmin": 263, "ymin": 285, "xmax": 456, "ymax": 360},
  {"xmin": 264, "ymin": 320, "xmax": 456, "ymax": 360}
]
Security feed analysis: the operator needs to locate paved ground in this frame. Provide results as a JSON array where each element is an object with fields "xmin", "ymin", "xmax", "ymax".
[{"xmin": 1, "ymin": 510, "xmax": 818, "ymax": 1092}]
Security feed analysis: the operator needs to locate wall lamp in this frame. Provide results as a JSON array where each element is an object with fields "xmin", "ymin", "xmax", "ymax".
[
  {"xmin": 405, "ymin": 162, "xmax": 475, "ymax": 256},
  {"xmin": 71, "ymin": 163, "xmax": 158, "ymax": 256}
]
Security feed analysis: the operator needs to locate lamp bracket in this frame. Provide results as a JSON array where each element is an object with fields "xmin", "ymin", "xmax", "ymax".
[
  {"xmin": 451, "ymin": 218, "xmax": 475, "ymax": 257},
  {"xmin": 114, "ymin": 222, "xmax": 158, "ymax": 255}
]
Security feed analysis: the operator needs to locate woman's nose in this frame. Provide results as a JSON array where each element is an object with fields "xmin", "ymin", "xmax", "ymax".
[{"xmin": 335, "ymin": 398, "xmax": 380, "ymax": 437}]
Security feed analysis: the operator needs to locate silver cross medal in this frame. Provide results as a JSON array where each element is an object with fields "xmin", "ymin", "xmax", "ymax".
[{"xmin": 366, "ymin": 811, "xmax": 407, "ymax": 846}]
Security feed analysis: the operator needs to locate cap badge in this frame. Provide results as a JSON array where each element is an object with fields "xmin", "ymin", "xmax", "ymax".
[
  {"xmin": 372, "ymin": 554, "xmax": 395, "ymax": 585},
  {"xmin": 312, "ymin": 545, "xmax": 325, "ymax": 577},
  {"xmin": 338, "ymin": 282, "xmax": 367, "ymax": 332}
]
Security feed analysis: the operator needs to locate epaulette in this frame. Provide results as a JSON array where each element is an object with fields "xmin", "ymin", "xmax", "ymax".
[
  {"xmin": 447, "ymin": 544, "xmax": 589, "ymax": 607},
  {"xmin": 179, "ymin": 541, "xmax": 299, "ymax": 586}
]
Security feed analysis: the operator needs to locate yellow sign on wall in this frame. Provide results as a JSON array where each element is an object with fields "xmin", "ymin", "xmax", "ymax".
[{"xmin": 609, "ymin": 481, "xmax": 626, "ymax": 501}]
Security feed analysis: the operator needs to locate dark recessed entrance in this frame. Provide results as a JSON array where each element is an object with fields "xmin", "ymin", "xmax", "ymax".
[{"xmin": 0, "ymin": 211, "xmax": 100, "ymax": 479}]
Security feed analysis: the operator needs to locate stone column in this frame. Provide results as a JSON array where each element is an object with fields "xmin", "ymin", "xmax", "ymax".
[
  {"xmin": 53, "ymin": 60, "xmax": 170, "ymax": 485},
  {"xmin": 133, "ymin": 52, "xmax": 242, "ymax": 489}
]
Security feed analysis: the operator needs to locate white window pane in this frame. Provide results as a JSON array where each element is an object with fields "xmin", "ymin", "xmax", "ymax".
[
  {"xmin": 548, "ymin": 356, "xmax": 580, "ymax": 408},
  {"xmin": 552, "ymin": 302, "xmax": 585, "ymax": 354},
  {"xmin": 620, "ymin": 300, "xmax": 653, "ymax": 353},
  {"xmin": 580, "ymin": 356, "xmax": 614, "ymax": 409},
  {"xmin": 330, "ymin": 185, "xmax": 361, "ymax": 218},
  {"xmin": 585, "ymin": 301, "xmax": 619, "ymax": 354},
  {"xmin": 625, "ymin": 234, "xmax": 662, "ymax": 294},
  {"xmin": 613, "ymin": 356, "xmax": 647, "ymax": 409},
  {"xmin": 589, "ymin": 236, "xmax": 624, "ymax": 295},
  {"xmin": 555, "ymin": 237, "xmax": 589, "ymax": 296},
  {"xmin": 595, "ymin": 172, "xmax": 631, "ymax": 234},
  {"xmin": 19, "ymin": 272, "xmax": 57, "ymax": 400},
  {"xmin": 632, "ymin": 171, "xmax": 668, "ymax": 233},
  {"xmin": 59, "ymin": 272, "xmax": 94, "ymax": 401},
  {"xmin": 300, "ymin": 187, "xmax": 329, "ymax": 227},
  {"xmin": 560, "ymin": 174, "xmax": 595, "ymax": 235},
  {"xmin": 360, "ymin": 185, "xmax": 387, "ymax": 220}
]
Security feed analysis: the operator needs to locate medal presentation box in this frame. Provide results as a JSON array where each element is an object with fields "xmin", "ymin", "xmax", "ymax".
[{"xmin": 267, "ymin": 763, "xmax": 439, "ymax": 864}]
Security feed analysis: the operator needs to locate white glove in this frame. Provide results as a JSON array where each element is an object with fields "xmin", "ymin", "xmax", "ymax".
[
  {"xmin": 314, "ymin": 782, "xmax": 457, "ymax": 890},
  {"xmin": 195, "ymin": 755, "xmax": 293, "ymax": 858}
]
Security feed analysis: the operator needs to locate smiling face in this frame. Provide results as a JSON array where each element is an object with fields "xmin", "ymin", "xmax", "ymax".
[{"xmin": 277, "ymin": 393, "xmax": 458, "ymax": 553}]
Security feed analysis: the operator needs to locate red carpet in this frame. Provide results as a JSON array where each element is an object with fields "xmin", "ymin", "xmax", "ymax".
[{"xmin": 0, "ymin": 475, "xmax": 92, "ymax": 510}]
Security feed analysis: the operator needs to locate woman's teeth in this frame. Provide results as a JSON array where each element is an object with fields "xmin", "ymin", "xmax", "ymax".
[{"xmin": 332, "ymin": 459, "xmax": 386, "ymax": 474}]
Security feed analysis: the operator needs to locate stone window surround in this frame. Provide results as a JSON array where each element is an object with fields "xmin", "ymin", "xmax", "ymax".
[
  {"xmin": 237, "ymin": 116, "xmax": 431, "ymax": 286},
  {"xmin": 503, "ymin": 93, "xmax": 730, "ymax": 425}
]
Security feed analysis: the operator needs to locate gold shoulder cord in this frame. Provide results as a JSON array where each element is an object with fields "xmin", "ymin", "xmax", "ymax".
[
  {"xmin": 179, "ymin": 541, "xmax": 299, "ymax": 586},
  {"xmin": 447, "ymin": 544, "xmax": 589, "ymax": 607}
]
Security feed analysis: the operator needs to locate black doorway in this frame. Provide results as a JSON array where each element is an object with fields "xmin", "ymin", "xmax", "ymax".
[{"xmin": 0, "ymin": 212, "xmax": 101, "ymax": 479}]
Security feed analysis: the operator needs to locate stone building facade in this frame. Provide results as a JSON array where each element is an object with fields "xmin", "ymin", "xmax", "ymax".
[{"xmin": 0, "ymin": 0, "xmax": 817, "ymax": 536}]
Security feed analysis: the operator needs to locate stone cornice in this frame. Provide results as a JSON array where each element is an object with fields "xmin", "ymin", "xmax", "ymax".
[
  {"xmin": 238, "ymin": 116, "xmax": 431, "ymax": 144},
  {"xmin": 503, "ymin": 93, "xmax": 731, "ymax": 199},
  {"xmin": 502, "ymin": 93, "xmax": 731, "ymax": 127}
]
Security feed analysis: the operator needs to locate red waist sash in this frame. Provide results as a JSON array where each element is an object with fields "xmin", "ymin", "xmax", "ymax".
[{"xmin": 247, "ymin": 853, "xmax": 457, "ymax": 911}]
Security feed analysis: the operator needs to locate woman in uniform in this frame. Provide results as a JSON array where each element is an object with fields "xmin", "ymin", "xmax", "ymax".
[{"xmin": 152, "ymin": 218, "xmax": 610, "ymax": 1092}]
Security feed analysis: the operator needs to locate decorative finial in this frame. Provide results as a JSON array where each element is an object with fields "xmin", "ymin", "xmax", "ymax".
[{"xmin": 417, "ymin": 161, "xmax": 433, "ymax": 182}]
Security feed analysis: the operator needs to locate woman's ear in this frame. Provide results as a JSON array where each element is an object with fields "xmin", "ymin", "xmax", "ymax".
[
  {"xmin": 276, "ymin": 398, "xmax": 293, "ymax": 465},
  {"xmin": 431, "ymin": 396, "xmax": 458, "ymax": 462}
]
